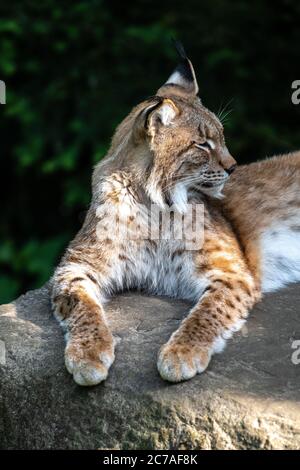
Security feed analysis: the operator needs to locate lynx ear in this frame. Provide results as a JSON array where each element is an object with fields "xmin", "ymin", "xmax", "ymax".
[
  {"xmin": 148, "ymin": 98, "xmax": 179, "ymax": 127},
  {"xmin": 134, "ymin": 97, "xmax": 179, "ymax": 140},
  {"xmin": 158, "ymin": 41, "xmax": 199, "ymax": 96}
]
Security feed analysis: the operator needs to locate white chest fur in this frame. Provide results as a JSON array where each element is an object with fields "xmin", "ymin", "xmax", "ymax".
[
  {"xmin": 104, "ymin": 237, "xmax": 208, "ymax": 302},
  {"xmin": 97, "ymin": 209, "xmax": 208, "ymax": 301},
  {"xmin": 96, "ymin": 195, "xmax": 208, "ymax": 302},
  {"xmin": 261, "ymin": 222, "xmax": 300, "ymax": 292}
]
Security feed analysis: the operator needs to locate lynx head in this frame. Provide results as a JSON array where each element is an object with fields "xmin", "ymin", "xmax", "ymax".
[{"xmin": 98, "ymin": 44, "xmax": 236, "ymax": 212}]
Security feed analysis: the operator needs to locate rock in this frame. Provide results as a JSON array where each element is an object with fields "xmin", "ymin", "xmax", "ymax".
[{"xmin": 0, "ymin": 283, "xmax": 299, "ymax": 449}]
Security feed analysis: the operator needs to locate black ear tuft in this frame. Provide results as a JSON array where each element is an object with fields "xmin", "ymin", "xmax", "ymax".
[
  {"xmin": 172, "ymin": 39, "xmax": 188, "ymax": 60},
  {"xmin": 158, "ymin": 40, "xmax": 199, "ymax": 96}
]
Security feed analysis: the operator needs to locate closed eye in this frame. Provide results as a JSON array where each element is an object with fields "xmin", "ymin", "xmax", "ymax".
[{"xmin": 193, "ymin": 141, "xmax": 213, "ymax": 152}]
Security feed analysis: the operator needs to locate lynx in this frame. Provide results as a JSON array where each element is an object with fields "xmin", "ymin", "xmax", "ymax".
[{"xmin": 51, "ymin": 47, "xmax": 300, "ymax": 386}]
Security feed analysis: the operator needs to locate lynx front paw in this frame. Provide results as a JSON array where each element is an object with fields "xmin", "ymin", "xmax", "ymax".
[
  {"xmin": 157, "ymin": 341, "xmax": 211, "ymax": 383},
  {"xmin": 65, "ymin": 335, "xmax": 115, "ymax": 386}
]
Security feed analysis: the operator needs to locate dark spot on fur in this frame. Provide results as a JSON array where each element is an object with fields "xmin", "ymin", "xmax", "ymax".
[
  {"xmin": 212, "ymin": 279, "xmax": 232, "ymax": 289},
  {"xmin": 70, "ymin": 277, "xmax": 85, "ymax": 284},
  {"xmin": 86, "ymin": 273, "xmax": 98, "ymax": 285},
  {"xmin": 225, "ymin": 299, "xmax": 235, "ymax": 309},
  {"xmin": 237, "ymin": 280, "xmax": 252, "ymax": 297},
  {"xmin": 171, "ymin": 249, "xmax": 184, "ymax": 261},
  {"xmin": 148, "ymin": 240, "xmax": 157, "ymax": 249}
]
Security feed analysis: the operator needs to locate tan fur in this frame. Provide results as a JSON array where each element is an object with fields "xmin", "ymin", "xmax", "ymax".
[
  {"xmin": 223, "ymin": 153, "xmax": 300, "ymax": 285},
  {"xmin": 51, "ymin": 57, "xmax": 300, "ymax": 385}
]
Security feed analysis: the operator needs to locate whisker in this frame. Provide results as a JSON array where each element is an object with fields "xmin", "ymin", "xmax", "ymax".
[
  {"xmin": 219, "ymin": 108, "xmax": 233, "ymax": 125},
  {"xmin": 217, "ymin": 98, "xmax": 234, "ymax": 122},
  {"xmin": 163, "ymin": 174, "xmax": 203, "ymax": 193}
]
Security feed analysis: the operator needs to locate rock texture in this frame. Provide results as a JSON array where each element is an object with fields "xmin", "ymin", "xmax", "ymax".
[{"xmin": 0, "ymin": 284, "xmax": 300, "ymax": 449}]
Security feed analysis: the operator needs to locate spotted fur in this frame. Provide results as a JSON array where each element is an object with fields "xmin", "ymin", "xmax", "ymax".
[{"xmin": 51, "ymin": 54, "xmax": 300, "ymax": 385}]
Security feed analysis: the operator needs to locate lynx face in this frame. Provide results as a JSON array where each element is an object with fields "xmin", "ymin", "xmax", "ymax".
[
  {"xmin": 104, "ymin": 52, "xmax": 237, "ymax": 211},
  {"xmin": 146, "ymin": 94, "xmax": 237, "ymax": 206}
]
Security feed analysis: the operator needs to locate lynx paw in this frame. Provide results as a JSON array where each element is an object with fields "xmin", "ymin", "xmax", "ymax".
[
  {"xmin": 65, "ymin": 336, "xmax": 115, "ymax": 386},
  {"xmin": 157, "ymin": 341, "xmax": 211, "ymax": 383}
]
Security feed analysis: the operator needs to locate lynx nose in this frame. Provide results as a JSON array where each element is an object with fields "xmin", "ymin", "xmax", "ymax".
[
  {"xmin": 219, "ymin": 148, "xmax": 237, "ymax": 174},
  {"xmin": 225, "ymin": 164, "xmax": 237, "ymax": 175}
]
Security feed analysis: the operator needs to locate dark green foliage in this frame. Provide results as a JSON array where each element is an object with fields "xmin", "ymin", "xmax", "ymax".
[{"xmin": 1, "ymin": 0, "xmax": 300, "ymax": 302}]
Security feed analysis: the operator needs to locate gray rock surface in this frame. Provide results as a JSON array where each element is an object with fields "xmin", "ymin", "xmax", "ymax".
[{"xmin": 0, "ymin": 284, "xmax": 299, "ymax": 449}]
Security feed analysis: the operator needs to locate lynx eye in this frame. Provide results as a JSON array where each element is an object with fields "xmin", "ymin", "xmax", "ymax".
[{"xmin": 193, "ymin": 140, "xmax": 213, "ymax": 152}]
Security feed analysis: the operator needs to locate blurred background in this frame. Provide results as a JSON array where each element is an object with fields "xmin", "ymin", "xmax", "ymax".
[{"xmin": 0, "ymin": 0, "xmax": 300, "ymax": 303}]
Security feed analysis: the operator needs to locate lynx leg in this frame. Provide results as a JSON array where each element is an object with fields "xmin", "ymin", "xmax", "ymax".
[
  {"xmin": 158, "ymin": 271, "xmax": 259, "ymax": 383},
  {"xmin": 52, "ymin": 264, "xmax": 114, "ymax": 386}
]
